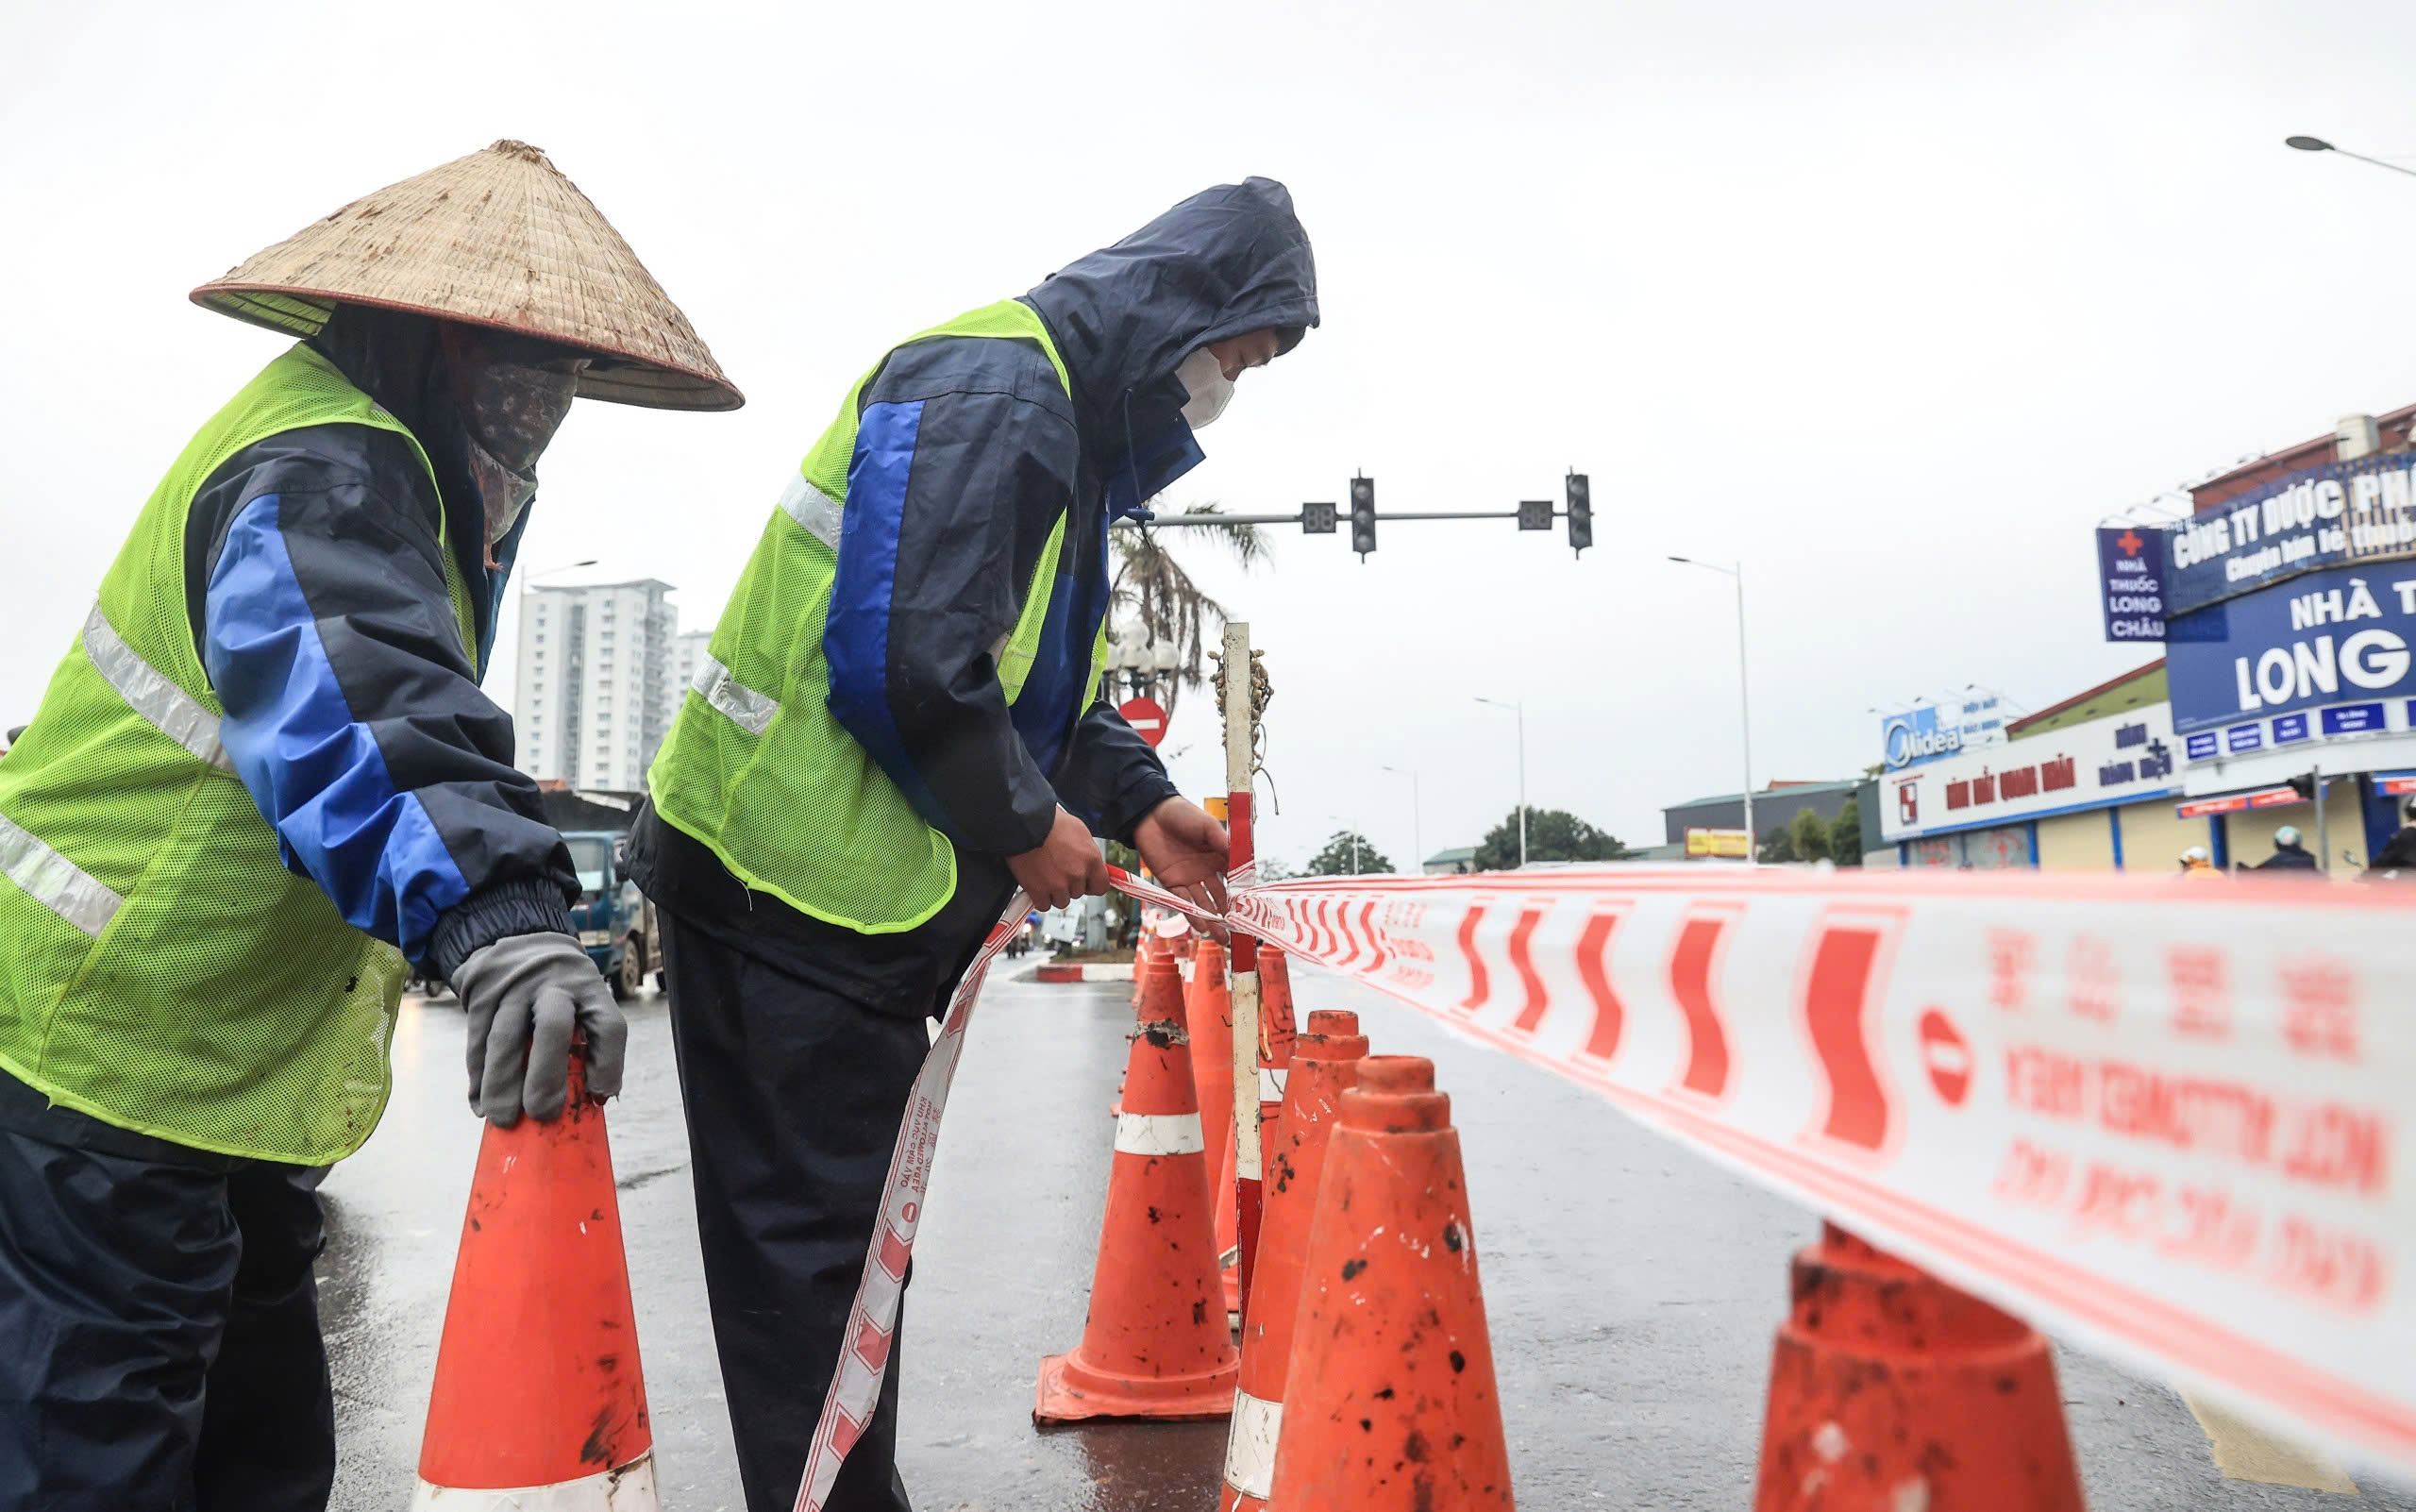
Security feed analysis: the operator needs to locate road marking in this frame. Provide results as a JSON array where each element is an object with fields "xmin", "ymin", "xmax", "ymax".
[{"xmin": 2184, "ymin": 1392, "xmax": 2359, "ymax": 1494}]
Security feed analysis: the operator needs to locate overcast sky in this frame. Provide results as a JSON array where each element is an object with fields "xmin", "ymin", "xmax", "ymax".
[{"xmin": 9, "ymin": 0, "xmax": 2416, "ymax": 871}]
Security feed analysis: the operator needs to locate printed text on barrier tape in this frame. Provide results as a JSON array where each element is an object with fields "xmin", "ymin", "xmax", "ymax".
[{"xmin": 1228, "ymin": 867, "xmax": 2416, "ymax": 1474}]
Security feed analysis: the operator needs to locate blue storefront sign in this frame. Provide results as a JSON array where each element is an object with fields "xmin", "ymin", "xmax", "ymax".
[
  {"xmin": 2166, "ymin": 562, "xmax": 2416, "ymax": 735},
  {"xmin": 2166, "ymin": 451, "xmax": 2416, "ymax": 615},
  {"xmin": 2095, "ymin": 526, "xmax": 2168, "ymax": 641},
  {"xmin": 2273, "ymin": 712, "xmax": 2310, "ymax": 744}
]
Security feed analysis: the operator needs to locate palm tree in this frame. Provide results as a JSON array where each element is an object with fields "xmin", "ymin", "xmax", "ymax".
[{"xmin": 1106, "ymin": 502, "xmax": 1267, "ymax": 717}]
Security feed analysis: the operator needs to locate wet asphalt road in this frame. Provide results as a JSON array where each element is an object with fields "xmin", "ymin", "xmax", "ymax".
[{"xmin": 323, "ymin": 969, "xmax": 2416, "ymax": 1510}]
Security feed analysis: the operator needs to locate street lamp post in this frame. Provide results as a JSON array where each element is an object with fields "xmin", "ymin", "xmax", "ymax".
[
  {"xmin": 2285, "ymin": 135, "xmax": 2416, "ymax": 179},
  {"xmin": 520, "ymin": 557, "xmax": 598, "ymax": 593},
  {"xmin": 1473, "ymin": 697, "xmax": 1526, "ymax": 868},
  {"xmin": 1381, "ymin": 764, "xmax": 1422, "ymax": 871},
  {"xmin": 1669, "ymin": 557, "xmax": 1755, "ymax": 860}
]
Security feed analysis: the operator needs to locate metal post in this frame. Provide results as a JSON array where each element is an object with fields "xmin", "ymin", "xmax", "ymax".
[
  {"xmin": 1734, "ymin": 566, "xmax": 1755, "ymax": 860},
  {"xmin": 2313, "ymin": 765, "xmax": 2329, "ymax": 874},
  {"xmin": 1474, "ymin": 699, "xmax": 1527, "ymax": 867},
  {"xmin": 1220, "ymin": 621, "xmax": 1262, "ymax": 1320},
  {"xmin": 1381, "ymin": 765, "xmax": 1421, "ymax": 870},
  {"xmin": 1515, "ymin": 703, "xmax": 1528, "ymax": 869}
]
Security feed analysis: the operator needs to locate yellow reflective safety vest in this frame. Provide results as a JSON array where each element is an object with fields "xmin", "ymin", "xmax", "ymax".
[
  {"xmin": 0, "ymin": 344, "xmax": 476, "ymax": 1164},
  {"xmin": 648, "ymin": 300, "xmax": 1101, "ymax": 932}
]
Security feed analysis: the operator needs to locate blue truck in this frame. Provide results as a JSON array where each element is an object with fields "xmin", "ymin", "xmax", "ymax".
[{"xmin": 562, "ymin": 830, "xmax": 662, "ymax": 1000}]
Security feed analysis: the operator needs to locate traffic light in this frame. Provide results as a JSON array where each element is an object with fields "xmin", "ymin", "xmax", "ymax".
[
  {"xmin": 1349, "ymin": 475, "xmax": 1377, "ymax": 559},
  {"xmin": 1565, "ymin": 472, "xmax": 1592, "ymax": 556},
  {"xmin": 1302, "ymin": 501, "xmax": 1336, "ymax": 533},
  {"xmin": 1517, "ymin": 499, "xmax": 1552, "ymax": 530}
]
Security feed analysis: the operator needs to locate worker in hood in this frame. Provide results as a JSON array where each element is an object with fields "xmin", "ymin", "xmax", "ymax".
[
  {"xmin": 0, "ymin": 141, "xmax": 739, "ymax": 1510},
  {"xmin": 2178, "ymin": 844, "xmax": 2223, "ymax": 878},
  {"xmin": 628, "ymin": 176, "xmax": 1317, "ymax": 1511}
]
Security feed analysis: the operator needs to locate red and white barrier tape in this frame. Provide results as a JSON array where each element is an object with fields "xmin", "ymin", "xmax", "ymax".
[
  {"xmin": 800, "ymin": 863, "xmax": 2416, "ymax": 1503},
  {"xmin": 793, "ymin": 890, "xmax": 1028, "ymax": 1512},
  {"xmin": 1234, "ymin": 865, "xmax": 2416, "ymax": 1474}
]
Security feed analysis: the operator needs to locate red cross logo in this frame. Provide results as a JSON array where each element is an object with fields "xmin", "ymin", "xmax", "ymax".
[{"xmin": 2116, "ymin": 529, "xmax": 2143, "ymax": 556}]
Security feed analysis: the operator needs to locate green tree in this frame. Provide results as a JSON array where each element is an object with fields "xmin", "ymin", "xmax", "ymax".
[
  {"xmin": 1472, "ymin": 808, "xmax": 1633, "ymax": 871},
  {"xmin": 1828, "ymin": 797, "xmax": 1864, "ymax": 867},
  {"xmin": 1106, "ymin": 502, "xmax": 1267, "ymax": 717},
  {"xmin": 1787, "ymin": 806, "xmax": 1833, "ymax": 864},
  {"xmin": 1305, "ymin": 831, "xmax": 1390, "ymax": 876},
  {"xmin": 1757, "ymin": 824, "xmax": 1795, "ymax": 864}
]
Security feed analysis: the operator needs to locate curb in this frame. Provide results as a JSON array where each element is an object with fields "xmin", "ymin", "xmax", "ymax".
[{"xmin": 1029, "ymin": 963, "xmax": 1138, "ymax": 983}]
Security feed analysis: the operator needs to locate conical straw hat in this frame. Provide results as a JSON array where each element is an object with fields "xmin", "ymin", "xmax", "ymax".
[{"xmin": 193, "ymin": 140, "xmax": 741, "ymax": 412}]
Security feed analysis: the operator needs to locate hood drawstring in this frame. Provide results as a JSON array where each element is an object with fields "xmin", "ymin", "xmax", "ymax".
[{"xmin": 1117, "ymin": 387, "xmax": 1156, "ymax": 528}]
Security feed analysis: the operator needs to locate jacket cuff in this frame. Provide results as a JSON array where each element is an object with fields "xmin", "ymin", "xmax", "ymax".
[
  {"xmin": 1100, "ymin": 773, "xmax": 1182, "ymax": 848},
  {"xmin": 429, "ymin": 877, "xmax": 577, "ymax": 982}
]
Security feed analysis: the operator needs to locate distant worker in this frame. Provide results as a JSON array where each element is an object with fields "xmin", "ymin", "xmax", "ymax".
[
  {"xmin": 0, "ymin": 142, "xmax": 738, "ymax": 1509},
  {"xmin": 626, "ymin": 177, "xmax": 1317, "ymax": 1510},
  {"xmin": 2251, "ymin": 825, "xmax": 2319, "ymax": 872},
  {"xmin": 2178, "ymin": 844, "xmax": 2222, "ymax": 879},
  {"xmin": 2364, "ymin": 794, "xmax": 2416, "ymax": 879}
]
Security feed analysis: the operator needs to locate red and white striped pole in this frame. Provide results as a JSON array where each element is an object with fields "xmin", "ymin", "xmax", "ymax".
[{"xmin": 1220, "ymin": 621, "xmax": 1264, "ymax": 1319}]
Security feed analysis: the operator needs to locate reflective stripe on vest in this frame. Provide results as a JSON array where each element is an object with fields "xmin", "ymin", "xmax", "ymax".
[
  {"xmin": 81, "ymin": 604, "xmax": 233, "ymax": 771},
  {"xmin": 779, "ymin": 472, "xmax": 843, "ymax": 550},
  {"xmin": 691, "ymin": 653, "xmax": 779, "ymax": 736},
  {"xmin": 0, "ymin": 810, "xmax": 123, "ymax": 937}
]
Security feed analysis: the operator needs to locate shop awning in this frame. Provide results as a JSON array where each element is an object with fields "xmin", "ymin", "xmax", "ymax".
[{"xmin": 2175, "ymin": 784, "xmax": 2303, "ymax": 819}]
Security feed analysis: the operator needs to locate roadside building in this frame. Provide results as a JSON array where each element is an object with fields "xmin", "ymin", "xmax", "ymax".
[
  {"xmin": 1661, "ymin": 778, "xmax": 1861, "ymax": 851},
  {"xmin": 515, "ymin": 579, "xmax": 680, "ymax": 791},
  {"xmin": 1421, "ymin": 846, "xmax": 1479, "ymax": 875},
  {"xmin": 2154, "ymin": 409, "xmax": 2416, "ymax": 869},
  {"xmin": 1880, "ymin": 663, "xmax": 2191, "ymax": 869}
]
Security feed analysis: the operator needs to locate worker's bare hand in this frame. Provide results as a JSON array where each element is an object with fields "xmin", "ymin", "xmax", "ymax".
[
  {"xmin": 1134, "ymin": 797, "xmax": 1231, "ymax": 918},
  {"xmin": 1009, "ymin": 807, "xmax": 1112, "ymax": 912}
]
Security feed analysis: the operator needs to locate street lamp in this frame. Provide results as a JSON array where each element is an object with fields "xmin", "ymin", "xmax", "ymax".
[
  {"xmin": 521, "ymin": 557, "xmax": 598, "ymax": 593},
  {"xmin": 2284, "ymin": 135, "xmax": 2416, "ymax": 179},
  {"xmin": 1668, "ymin": 557, "xmax": 1755, "ymax": 860},
  {"xmin": 1381, "ymin": 764, "xmax": 1422, "ymax": 870},
  {"xmin": 1322, "ymin": 816, "xmax": 1364, "ymax": 875},
  {"xmin": 1473, "ymin": 697, "xmax": 1526, "ymax": 868}
]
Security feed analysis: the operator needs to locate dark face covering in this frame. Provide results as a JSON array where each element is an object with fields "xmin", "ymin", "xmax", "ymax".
[{"xmin": 437, "ymin": 325, "xmax": 589, "ymax": 563}]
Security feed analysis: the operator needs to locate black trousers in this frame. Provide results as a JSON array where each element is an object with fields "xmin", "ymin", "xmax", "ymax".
[
  {"xmin": 661, "ymin": 915, "xmax": 935, "ymax": 1512},
  {"xmin": 0, "ymin": 1072, "xmax": 334, "ymax": 1512}
]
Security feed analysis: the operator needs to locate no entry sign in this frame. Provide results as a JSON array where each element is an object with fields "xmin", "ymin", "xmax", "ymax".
[{"xmin": 1119, "ymin": 696, "xmax": 1169, "ymax": 748}]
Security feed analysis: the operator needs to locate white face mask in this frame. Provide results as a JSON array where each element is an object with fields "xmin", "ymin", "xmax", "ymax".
[{"xmin": 1176, "ymin": 347, "xmax": 1235, "ymax": 429}]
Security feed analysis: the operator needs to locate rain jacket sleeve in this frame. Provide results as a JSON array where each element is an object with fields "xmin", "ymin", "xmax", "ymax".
[
  {"xmin": 822, "ymin": 354, "xmax": 1076, "ymax": 858},
  {"xmin": 1055, "ymin": 702, "xmax": 1179, "ymax": 844},
  {"xmin": 190, "ymin": 423, "xmax": 579, "ymax": 979}
]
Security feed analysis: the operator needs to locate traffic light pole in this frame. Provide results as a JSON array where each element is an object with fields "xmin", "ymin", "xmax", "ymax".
[{"xmin": 1114, "ymin": 507, "xmax": 1556, "ymax": 527}]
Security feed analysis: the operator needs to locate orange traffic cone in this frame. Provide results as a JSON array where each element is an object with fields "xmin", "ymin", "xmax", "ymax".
[
  {"xmin": 1188, "ymin": 937, "xmax": 1235, "ymax": 1186},
  {"xmin": 1189, "ymin": 938, "xmax": 1239, "ymax": 1307},
  {"xmin": 412, "ymin": 1053, "xmax": 656, "ymax": 1506},
  {"xmin": 1223, "ymin": 943, "xmax": 1300, "ymax": 1324},
  {"xmin": 1269, "ymin": 1055, "xmax": 1513, "ymax": 1510},
  {"xmin": 1752, "ymin": 1224, "xmax": 2084, "ymax": 1512},
  {"xmin": 1219, "ymin": 1008, "xmax": 1367, "ymax": 1512},
  {"xmin": 1036, "ymin": 945, "xmax": 1240, "ymax": 1421}
]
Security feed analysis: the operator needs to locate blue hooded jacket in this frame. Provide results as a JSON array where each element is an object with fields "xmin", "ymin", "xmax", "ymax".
[{"xmin": 629, "ymin": 177, "xmax": 1319, "ymax": 1014}]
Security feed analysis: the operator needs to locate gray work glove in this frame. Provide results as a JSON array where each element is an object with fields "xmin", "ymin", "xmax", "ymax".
[{"xmin": 450, "ymin": 931, "xmax": 627, "ymax": 1126}]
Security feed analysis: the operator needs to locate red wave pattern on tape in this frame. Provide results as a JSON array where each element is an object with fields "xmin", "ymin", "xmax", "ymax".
[{"xmin": 1228, "ymin": 865, "xmax": 2416, "ymax": 1475}]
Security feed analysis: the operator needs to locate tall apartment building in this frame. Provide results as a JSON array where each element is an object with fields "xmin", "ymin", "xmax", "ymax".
[
  {"xmin": 514, "ymin": 580, "xmax": 680, "ymax": 792},
  {"xmin": 672, "ymin": 629, "xmax": 714, "ymax": 697}
]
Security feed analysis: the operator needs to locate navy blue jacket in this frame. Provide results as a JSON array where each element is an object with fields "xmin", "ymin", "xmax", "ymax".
[
  {"xmin": 630, "ymin": 177, "xmax": 1319, "ymax": 1015},
  {"xmin": 190, "ymin": 310, "xmax": 577, "ymax": 980}
]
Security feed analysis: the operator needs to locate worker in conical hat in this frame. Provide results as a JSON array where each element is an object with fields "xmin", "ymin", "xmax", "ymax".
[{"xmin": 0, "ymin": 140, "xmax": 737, "ymax": 1508}]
